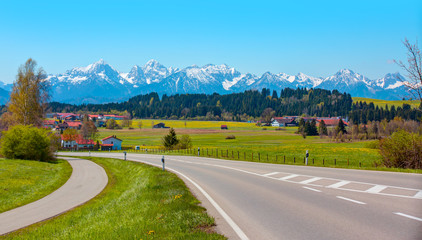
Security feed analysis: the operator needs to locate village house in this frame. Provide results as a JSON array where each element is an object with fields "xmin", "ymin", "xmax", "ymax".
[
  {"xmin": 61, "ymin": 134, "xmax": 95, "ymax": 150},
  {"xmin": 66, "ymin": 121, "xmax": 83, "ymax": 130},
  {"xmin": 55, "ymin": 122, "xmax": 69, "ymax": 132},
  {"xmin": 271, "ymin": 117, "xmax": 298, "ymax": 127},
  {"xmin": 43, "ymin": 120, "xmax": 58, "ymax": 129},
  {"xmin": 101, "ymin": 135, "xmax": 123, "ymax": 150}
]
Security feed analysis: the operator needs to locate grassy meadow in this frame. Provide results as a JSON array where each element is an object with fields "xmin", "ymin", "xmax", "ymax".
[
  {"xmin": 0, "ymin": 159, "xmax": 72, "ymax": 213},
  {"xmin": 352, "ymin": 97, "xmax": 420, "ymax": 109},
  {"xmin": 4, "ymin": 157, "xmax": 225, "ymax": 239},
  {"xmin": 96, "ymin": 119, "xmax": 394, "ymax": 170}
]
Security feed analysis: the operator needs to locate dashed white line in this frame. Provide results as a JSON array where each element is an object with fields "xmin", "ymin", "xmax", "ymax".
[
  {"xmin": 414, "ymin": 190, "xmax": 422, "ymax": 199},
  {"xmin": 394, "ymin": 212, "xmax": 422, "ymax": 222},
  {"xmin": 263, "ymin": 172, "xmax": 279, "ymax": 176},
  {"xmin": 327, "ymin": 181, "xmax": 350, "ymax": 189},
  {"xmin": 300, "ymin": 177, "xmax": 321, "ymax": 184},
  {"xmin": 303, "ymin": 186, "xmax": 322, "ymax": 192},
  {"xmin": 365, "ymin": 185, "xmax": 387, "ymax": 193},
  {"xmin": 336, "ymin": 196, "xmax": 366, "ymax": 205},
  {"xmin": 279, "ymin": 174, "xmax": 299, "ymax": 180}
]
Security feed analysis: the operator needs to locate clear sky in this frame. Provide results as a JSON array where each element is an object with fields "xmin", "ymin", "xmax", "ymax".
[{"xmin": 0, "ymin": 0, "xmax": 421, "ymax": 83}]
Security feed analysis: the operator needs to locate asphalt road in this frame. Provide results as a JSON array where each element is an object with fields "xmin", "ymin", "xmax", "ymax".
[
  {"xmin": 0, "ymin": 157, "xmax": 108, "ymax": 235},
  {"xmin": 63, "ymin": 152, "xmax": 421, "ymax": 240}
]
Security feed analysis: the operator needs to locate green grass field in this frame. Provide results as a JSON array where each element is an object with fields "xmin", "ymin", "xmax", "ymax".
[
  {"xmin": 96, "ymin": 119, "xmax": 422, "ymax": 173},
  {"xmin": 352, "ymin": 97, "xmax": 420, "ymax": 109},
  {"xmin": 0, "ymin": 159, "xmax": 72, "ymax": 213},
  {"xmin": 4, "ymin": 157, "xmax": 225, "ymax": 240}
]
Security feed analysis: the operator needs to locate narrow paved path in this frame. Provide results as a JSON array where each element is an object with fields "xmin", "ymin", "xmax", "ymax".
[
  {"xmin": 0, "ymin": 157, "xmax": 108, "ymax": 235},
  {"xmin": 62, "ymin": 152, "xmax": 422, "ymax": 240}
]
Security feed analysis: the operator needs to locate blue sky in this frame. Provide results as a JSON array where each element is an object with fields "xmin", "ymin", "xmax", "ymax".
[{"xmin": 0, "ymin": 0, "xmax": 421, "ymax": 83}]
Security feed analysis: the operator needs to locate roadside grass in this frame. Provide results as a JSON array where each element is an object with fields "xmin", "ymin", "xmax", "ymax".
[
  {"xmin": 3, "ymin": 157, "xmax": 226, "ymax": 240},
  {"xmin": 352, "ymin": 97, "xmax": 420, "ymax": 109},
  {"xmin": 0, "ymin": 159, "xmax": 72, "ymax": 213}
]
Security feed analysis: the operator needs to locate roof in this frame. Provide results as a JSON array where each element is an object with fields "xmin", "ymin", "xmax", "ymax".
[
  {"xmin": 43, "ymin": 120, "xmax": 56, "ymax": 125},
  {"xmin": 76, "ymin": 138, "xmax": 95, "ymax": 145},
  {"xmin": 102, "ymin": 135, "xmax": 123, "ymax": 142},
  {"xmin": 317, "ymin": 119, "xmax": 348, "ymax": 126},
  {"xmin": 273, "ymin": 118, "xmax": 295, "ymax": 124},
  {"xmin": 66, "ymin": 121, "xmax": 82, "ymax": 127},
  {"xmin": 101, "ymin": 144, "xmax": 113, "ymax": 147}
]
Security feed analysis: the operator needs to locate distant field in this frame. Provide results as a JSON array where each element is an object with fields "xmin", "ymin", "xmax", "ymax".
[
  {"xmin": 98, "ymin": 119, "xmax": 387, "ymax": 170},
  {"xmin": 352, "ymin": 97, "xmax": 420, "ymax": 109}
]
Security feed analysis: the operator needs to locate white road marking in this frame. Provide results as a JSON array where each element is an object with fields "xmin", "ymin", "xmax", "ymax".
[
  {"xmin": 300, "ymin": 177, "xmax": 321, "ymax": 184},
  {"xmin": 279, "ymin": 174, "xmax": 299, "ymax": 180},
  {"xmin": 327, "ymin": 181, "xmax": 350, "ymax": 189},
  {"xmin": 263, "ymin": 172, "xmax": 279, "ymax": 176},
  {"xmin": 303, "ymin": 186, "xmax": 322, "ymax": 192},
  {"xmin": 127, "ymin": 159, "xmax": 250, "ymax": 240},
  {"xmin": 394, "ymin": 212, "xmax": 422, "ymax": 222},
  {"xmin": 365, "ymin": 185, "xmax": 387, "ymax": 193},
  {"xmin": 336, "ymin": 196, "xmax": 366, "ymax": 205},
  {"xmin": 414, "ymin": 191, "xmax": 422, "ymax": 199}
]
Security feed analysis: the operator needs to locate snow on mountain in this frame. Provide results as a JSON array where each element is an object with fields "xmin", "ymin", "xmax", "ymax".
[{"xmin": 10, "ymin": 59, "xmax": 408, "ymax": 104}]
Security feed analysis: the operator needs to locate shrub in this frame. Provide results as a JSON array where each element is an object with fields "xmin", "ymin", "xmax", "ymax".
[
  {"xmin": 177, "ymin": 135, "xmax": 192, "ymax": 149},
  {"xmin": 262, "ymin": 128, "xmax": 267, "ymax": 130},
  {"xmin": 0, "ymin": 125, "xmax": 55, "ymax": 161},
  {"xmin": 379, "ymin": 130, "xmax": 422, "ymax": 169},
  {"xmin": 225, "ymin": 135, "xmax": 236, "ymax": 139}
]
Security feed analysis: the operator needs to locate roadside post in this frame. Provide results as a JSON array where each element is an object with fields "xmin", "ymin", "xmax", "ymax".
[
  {"xmin": 198, "ymin": 147, "xmax": 200, "ymax": 156},
  {"xmin": 162, "ymin": 156, "xmax": 165, "ymax": 171},
  {"xmin": 124, "ymin": 151, "xmax": 127, "ymax": 161},
  {"xmin": 89, "ymin": 151, "xmax": 91, "ymax": 157},
  {"xmin": 305, "ymin": 150, "xmax": 309, "ymax": 165}
]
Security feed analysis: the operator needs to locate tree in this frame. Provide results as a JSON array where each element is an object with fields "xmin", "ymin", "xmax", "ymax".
[
  {"xmin": 81, "ymin": 115, "xmax": 98, "ymax": 139},
  {"xmin": 395, "ymin": 39, "xmax": 422, "ymax": 106},
  {"xmin": 308, "ymin": 119, "xmax": 319, "ymax": 136},
  {"xmin": 1, "ymin": 125, "xmax": 54, "ymax": 161},
  {"xmin": 137, "ymin": 121, "xmax": 143, "ymax": 129},
  {"xmin": 261, "ymin": 108, "xmax": 275, "ymax": 125},
  {"xmin": 106, "ymin": 119, "xmax": 119, "ymax": 129},
  {"xmin": 336, "ymin": 119, "xmax": 347, "ymax": 134},
  {"xmin": 62, "ymin": 128, "xmax": 79, "ymax": 142},
  {"xmin": 318, "ymin": 120, "xmax": 328, "ymax": 136},
  {"xmin": 162, "ymin": 128, "xmax": 179, "ymax": 149},
  {"xmin": 7, "ymin": 59, "xmax": 50, "ymax": 127}
]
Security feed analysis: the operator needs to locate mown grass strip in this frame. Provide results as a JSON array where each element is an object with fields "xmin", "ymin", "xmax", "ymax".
[
  {"xmin": 3, "ymin": 157, "xmax": 226, "ymax": 240},
  {"xmin": 0, "ymin": 159, "xmax": 72, "ymax": 213}
]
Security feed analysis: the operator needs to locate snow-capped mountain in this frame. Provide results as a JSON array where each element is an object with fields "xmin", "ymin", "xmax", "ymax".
[{"xmin": 0, "ymin": 59, "xmax": 410, "ymax": 104}]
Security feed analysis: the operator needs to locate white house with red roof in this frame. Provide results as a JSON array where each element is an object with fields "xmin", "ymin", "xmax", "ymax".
[
  {"xmin": 101, "ymin": 135, "xmax": 122, "ymax": 150},
  {"xmin": 61, "ymin": 134, "xmax": 95, "ymax": 150}
]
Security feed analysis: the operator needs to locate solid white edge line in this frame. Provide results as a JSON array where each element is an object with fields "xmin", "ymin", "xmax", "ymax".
[
  {"xmin": 303, "ymin": 186, "xmax": 322, "ymax": 192},
  {"xmin": 131, "ymin": 160, "xmax": 249, "ymax": 240},
  {"xmin": 336, "ymin": 196, "xmax": 366, "ymax": 205},
  {"xmin": 394, "ymin": 212, "xmax": 422, "ymax": 222}
]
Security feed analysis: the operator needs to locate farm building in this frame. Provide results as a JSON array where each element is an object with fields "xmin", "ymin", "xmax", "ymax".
[
  {"xmin": 153, "ymin": 123, "xmax": 169, "ymax": 128},
  {"xmin": 221, "ymin": 125, "xmax": 228, "ymax": 129}
]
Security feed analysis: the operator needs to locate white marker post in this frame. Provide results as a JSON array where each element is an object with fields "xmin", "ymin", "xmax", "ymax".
[
  {"xmin": 198, "ymin": 147, "xmax": 200, "ymax": 156},
  {"xmin": 124, "ymin": 151, "xmax": 127, "ymax": 161},
  {"xmin": 161, "ymin": 156, "xmax": 165, "ymax": 171},
  {"xmin": 306, "ymin": 150, "xmax": 309, "ymax": 165}
]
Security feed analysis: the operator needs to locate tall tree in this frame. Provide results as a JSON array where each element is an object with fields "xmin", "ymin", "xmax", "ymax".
[
  {"xmin": 162, "ymin": 128, "xmax": 179, "ymax": 149},
  {"xmin": 336, "ymin": 119, "xmax": 347, "ymax": 134},
  {"xmin": 7, "ymin": 59, "xmax": 50, "ymax": 127},
  {"xmin": 318, "ymin": 120, "xmax": 328, "ymax": 135},
  {"xmin": 395, "ymin": 39, "xmax": 422, "ymax": 106},
  {"xmin": 81, "ymin": 114, "xmax": 98, "ymax": 139},
  {"xmin": 261, "ymin": 108, "xmax": 275, "ymax": 125}
]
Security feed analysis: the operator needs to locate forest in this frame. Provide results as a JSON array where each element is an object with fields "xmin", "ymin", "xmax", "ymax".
[{"xmin": 46, "ymin": 88, "xmax": 420, "ymax": 124}]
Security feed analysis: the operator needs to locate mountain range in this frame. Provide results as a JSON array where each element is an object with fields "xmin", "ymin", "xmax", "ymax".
[{"xmin": 0, "ymin": 59, "xmax": 409, "ymax": 104}]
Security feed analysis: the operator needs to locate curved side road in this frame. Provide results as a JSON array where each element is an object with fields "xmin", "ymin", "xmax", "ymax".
[{"xmin": 0, "ymin": 157, "xmax": 108, "ymax": 235}]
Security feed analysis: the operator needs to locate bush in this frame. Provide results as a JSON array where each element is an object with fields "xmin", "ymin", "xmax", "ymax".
[
  {"xmin": 1, "ymin": 125, "xmax": 55, "ymax": 161},
  {"xmin": 225, "ymin": 135, "xmax": 236, "ymax": 139},
  {"xmin": 262, "ymin": 128, "xmax": 267, "ymax": 130},
  {"xmin": 379, "ymin": 130, "xmax": 422, "ymax": 169},
  {"xmin": 177, "ymin": 135, "xmax": 192, "ymax": 149}
]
